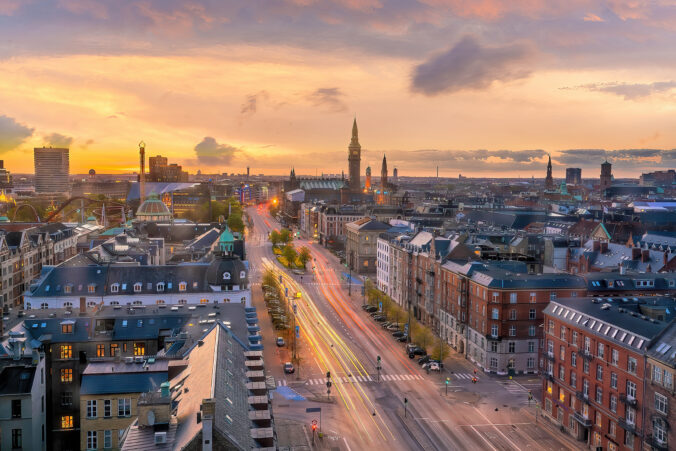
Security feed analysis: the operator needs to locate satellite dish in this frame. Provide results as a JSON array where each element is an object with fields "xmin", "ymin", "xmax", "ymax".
[{"xmin": 147, "ymin": 410, "xmax": 155, "ymax": 426}]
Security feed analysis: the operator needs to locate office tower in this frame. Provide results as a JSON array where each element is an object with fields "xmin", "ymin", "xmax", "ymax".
[
  {"xmin": 34, "ymin": 147, "xmax": 69, "ymax": 193},
  {"xmin": 565, "ymin": 167, "xmax": 582, "ymax": 185}
]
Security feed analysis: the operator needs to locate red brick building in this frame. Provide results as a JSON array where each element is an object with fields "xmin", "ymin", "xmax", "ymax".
[
  {"xmin": 643, "ymin": 322, "xmax": 675, "ymax": 451},
  {"xmin": 542, "ymin": 296, "xmax": 675, "ymax": 450}
]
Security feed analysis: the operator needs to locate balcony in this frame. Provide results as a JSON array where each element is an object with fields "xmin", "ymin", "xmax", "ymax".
[
  {"xmin": 545, "ymin": 351, "xmax": 555, "ymax": 362},
  {"xmin": 572, "ymin": 411, "xmax": 592, "ymax": 427},
  {"xmin": 619, "ymin": 393, "xmax": 638, "ymax": 408},
  {"xmin": 579, "ymin": 349, "xmax": 593, "ymax": 361},
  {"xmin": 545, "ymin": 372, "xmax": 555, "ymax": 383},
  {"xmin": 575, "ymin": 391, "xmax": 590, "ymax": 403},
  {"xmin": 645, "ymin": 435, "xmax": 668, "ymax": 451},
  {"xmin": 618, "ymin": 418, "xmax": 637, "ymax": 435}
]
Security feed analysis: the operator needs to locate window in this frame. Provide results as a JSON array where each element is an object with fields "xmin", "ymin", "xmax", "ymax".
[
  {"xmin": 627, "ymin": 357, "xmax": 637, "ymax": 374},
  {"xmin": 560, "ymin": 345, "xmax": 565, "ymax": 361},
  {"xmin": 571, "ymin": 351, "xmax": 577, "ymax": 367},
  {"xmin": 610, "ymin": 394, "xmax": 617, "ymax": 412},
  {"xmin": 597, "ymin": 342, "xmax": 604, "ymax": 359},
  {"xmin": 530, "ymin": 292, "xmax": 537, "ymax": 302},
  {"xmin": 626, "ymin": 406, "xmax": 635, "ymax": 425},
  {"xmin": 559, "ymin": 365, "xmax": 565, "ymax": 381},
  {"xmin": 624, "ymin": 430, "xmax": 634, "ymax": 448},
  {"xmin": 528, "ymin": 309, "xmax": 536, "ymax": 320},
  {"xmin": 97, "ymin": 344, "xmax": 105, "ymax": 357},
  {"xmin": 611, "ymin": 372, "xmax": 617, "ymax": 389},
  {"xmin": 179, "ymin": 282, "xmax": 187, "ymax": 292},
  {"xmin": 560, "ymin": 326, "xmax": 566, "ymax": 340},
  {"xmin": 528, "ymin": 341, "xmax": 535, "ymax": 353},
  {"xmin": 583, "ymin": 359, "xmax": 589, "ymax": 374},
  {"xmin": 509, "ymin": 325, "xmax": 516, "ymax": 336},
  {"xmin": 584, "ymin": 336, "xmax": 590, "ymax": 353},
  {"xmin": 596, "ymin": 364, "xmax": 603, "ymax": 381},
  {"xmin": 655, "ymin": 393, "xmax": 668, "ymax": 415},
  {"xmin": 104, "ymin": 399, "xmax": 111, "ymax": 418},
  {"xmin": 87, "ymin": 400, "xmax": 97, "ymax": 418},
  {"xmin": 548, "ymin": 320, "xmax": 554, "ymax": 334},
  {"xmin": 508, "ymin": 342, "xmax": 515, "ymax": 353},
  {"xmin": 61, "ymin": 368, "xmax": 73, "ymax": 383},
  {"xmin": 528, "ymin": 325, "xmax": 536, "ymax": 336},
  {"xmin": 223, "ymin": 271, "xmax": 231, "ymax": 280},
  {"xmin": 570, "ymin": 371, "xmax": 577, "ymax": 388},
  {"xmin": 88, "ymin": 284, "xmax": 96, "ymax": 293},
  {"xmin": 611, "ymin": 349, "xmax": 619, "ymax": 365},
  {"xmin": 490, "ymin": 357, "xmax": 498, "ymax": 368},
  {"xmin": 665, "ymin": 371, "xmax": 673, "ymax": 390},
  {"xmin": 491, "ymin": 324, "xmax": 498, "ymax": 338},
  {"xmin": 626, "ymin": 380, "xmax": 636, "ymax": 399},
  {"xmin": 571, "ymin": 330, "xmax": 578, "ymax": 347},
  {"xmin": 61, "ymin": 323, "xmax": 73, "ymax": 334},
  {"xmin": 595, "ymin": 411, "xmax": 602, "ymax": 427},
  {"xmin": 12, "ymin": 429, "xmax": 22, "ymax": 449},
  {"xmin": 653, "ymin": 365, "xmax": 663, "ymax": 383},
  {"xmin": 653, "ymin": 419, "xmax": 667, "ymax": 444},
  {"xmin": 61, "ymin": 392, "xmax": 73, "ymax": 406},
  {"xmin": 134, "ymin": 282, "xmax": 142, "ymax": 293},
  {"xmin": 509, "ymin": 293, "xmax": 517, "ymax": 303},
  {"xmin": 104, "ymin": 430, "xmax": 112, "ymax": 449},
  {"xmin": 87, "ymin": 430, "xmax": 97, "ymax": 450},
  {"xmin": 583, "ymin": 379, "xmax": 589, "ymax": 397},
  {"xmin": 509, "ymin": 309, "xmax": 517, "ymax": 320},
  {"xmin": 133, "ymin": 342, "xmax": 145, "ymax": 356},
  {"xmin": 491, "ymin": 308, "xmax": 499, "ymax": 320},
  {"xmin": 11, "ymin": 399, "xmax": 21, "ymax": 418},
  {"xmin": 491, "ymin": 341, "xmax": 498, "ymax": 352},
  {"xmin": 110, "ymin": 343, "xmax": 119, "ymax": 357},
  {"xmin": 110, "ymin": 283, "xmax": 119, "ymax": 293},
  {"xmin": 527, "ymin": 357, "xmax": 535, "ymax": 369},
  {"xmin": 118, "ymin": 398, "xmax": 131, "ymax": 417},
  {"xmin": 595, "ymin": 386, "xmax": 603, "ymax": 403},
  {"xmin": 61, "ymin": 415, "xmax": 73, "ymax": 429}
]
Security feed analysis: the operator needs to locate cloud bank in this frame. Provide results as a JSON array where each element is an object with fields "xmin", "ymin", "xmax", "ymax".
[{"xmin": 0, "ymin": 115, "xmax": 34, "ymax": 153}]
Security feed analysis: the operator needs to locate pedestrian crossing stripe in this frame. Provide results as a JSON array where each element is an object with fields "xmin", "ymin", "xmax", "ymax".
[
  {"xmin": 453, "ymin": 373, "xmax": 479, "ymax": 381},
  {"xmin": 303, "ymin": 374, "xmax": 424, "ymax": 385},
  {"xmin": 277, "ymin": 380, "xmax": 287, "ymax": 387}
]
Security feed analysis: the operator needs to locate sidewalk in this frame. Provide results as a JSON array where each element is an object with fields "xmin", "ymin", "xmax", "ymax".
[{"xmin": 519, "ymin": 405, "xmax": 582, "ymax": 450}]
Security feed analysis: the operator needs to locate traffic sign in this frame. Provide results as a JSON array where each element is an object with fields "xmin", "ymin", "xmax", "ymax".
[
  {"xmin": 404, "ymin": 324, "xmax": 409, "ymax": 333},
  {"xmin": 295, "ymin": 325, "xmax": 300, "ymax": 338},
  {"xmin": 378, "ymin": 302, "xmax": 382, "ymax": 312},
  {"xmin": 293, "ymin": 303, "xmax": 297, "ymax": 315}
]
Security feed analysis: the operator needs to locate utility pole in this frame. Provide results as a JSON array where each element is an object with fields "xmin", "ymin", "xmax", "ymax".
[
  {"xmin": 445, "ymin": 377, "xmax": 449, "ymax": 396},
  {"xmin": 404, "ymin": 397, "xmax": 408, "ymax": 418},
  {"xmin": 376, "ymin": 355, "xmax": 382, "ymax": 382},
  {"xmin": 326, "ymin": 371, "xmax": 332, "ymax": 401}
]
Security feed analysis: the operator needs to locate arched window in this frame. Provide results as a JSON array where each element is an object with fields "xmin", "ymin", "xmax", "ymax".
[
  {"xmin": 179, "ymin": 282, "xmax": 187, "ymax": 292},
  {"xmin": 178, "ymin": 299, "xmax": 187, "ymax": 305},
  {"xmin": 134, "ymin": 283, "xmax": 142, "ymax": 293},
  {"xmin": 41, "ymin": 303, "xmax": 49, "ymax": 309},
  {"xmin": 223, "ymin": 272, "xmax": 231, "ymax": 280},
  {"xmin": 110, "ymin": 301, "xmax": 119, "ymax": 305},
  {"xmin": 156, "ymin": 282, "xmax": 165, "ymax": 292},
  {"xmin": 156, "ymin": 299, "xmax": 165, "ymax": 305},
  {"xmin": 133, "ymin": 300, "xmax": 142, "ymax": 305},
  {"xmin": 64, "ymin": 302, "xmax": 73, "ymax": 308},
  {"xmin": 200, "ymin": 298, "xmax": 209, "ymax": 304},
  {"xmin": 110, "ymin": 283, "xmax": 119, "ymax": 293}
]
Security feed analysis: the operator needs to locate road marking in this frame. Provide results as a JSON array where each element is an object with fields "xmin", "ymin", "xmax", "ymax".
[
  {"xmin": 470, "ymin": 425, "xmax": 499, "ymax": 451},
  {"xmin": 472, "ymin": 407, "xmax": 522, "ymax": 451},
  {"xmin": 277, "ymin": 380, "xmax": 287, "ymax": 387}
]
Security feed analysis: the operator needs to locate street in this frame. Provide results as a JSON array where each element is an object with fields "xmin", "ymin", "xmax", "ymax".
[{"xmin": 246, "ymin": 206, "xmax": 578, "ymax": 451}]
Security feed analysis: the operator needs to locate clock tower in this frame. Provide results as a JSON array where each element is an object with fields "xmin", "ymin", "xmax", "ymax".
[{"xmin": 348, "ymin": 118, "xmax": 361, "ymax": 192}]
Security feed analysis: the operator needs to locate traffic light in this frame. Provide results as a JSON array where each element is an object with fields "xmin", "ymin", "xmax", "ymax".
[
  {"xmin": 472, "ymin": 377, "xmax": 477, "ymax": 384},
  {"xmin": 377, "ymin": 355, "xmax": 381, "ymax": 363},
  {"xmin": 326, "ymin": 371, "xmax": 331, "ymax": 379},
  {"xmin": 473, "ymin": 369, "xmax": 477, "ymax": 375},
  {"xmin": 445, "ymin": 378, "xmax": 450, "ymax": 385},
  {"xmin": 312, "ymin": 424, "xmax": 317, "ymax": 431}
]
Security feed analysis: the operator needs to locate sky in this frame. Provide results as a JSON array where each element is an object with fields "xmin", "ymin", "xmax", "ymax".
[{"xmin": 1, "ymin": 1, "xmax": 676, "ymax": 177}]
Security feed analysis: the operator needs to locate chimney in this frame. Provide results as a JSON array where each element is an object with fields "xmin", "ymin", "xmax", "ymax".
[
  {"xmin": 201, "ymin": 398, "xmax": 216, "ymax": 451},
  {"xmin": 642, "ymin": 250, "xmax": 650, "ymax": 263},
  {"xmin": 664, "ymin": 252, "xmax": 669, "ymax": 266},
  {"xmin": 632, "ymin": 247, "xmax": 641, "ymax": 260},
  {"xmin": 592, "ymin": 240, "xmax": 600, "ymax": 251},
  {"xmin": 600, "ymin": 241, "xmax": 608, "ymax": 253},
  {"xmin": 80, "ymin": 297, "xmax": 86, "ymax": 314}
]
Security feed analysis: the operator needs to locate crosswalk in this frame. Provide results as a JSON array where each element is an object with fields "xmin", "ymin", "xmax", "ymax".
[
  {"xmin": 277, "ymin": 379, "xmax": 287, "ymax": 387},
  {"xmin": 452, "ymin": 372, "xmax": 480, "ymax": 381},
  {"xmin": 275, "ymin": 374, "xmax": 427, "ymax": 387}
]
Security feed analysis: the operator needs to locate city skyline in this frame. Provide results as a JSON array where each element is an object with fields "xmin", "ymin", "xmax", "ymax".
[{"xmin": 1, "ymin": 1, "xmax": 676, "ymax": 176}]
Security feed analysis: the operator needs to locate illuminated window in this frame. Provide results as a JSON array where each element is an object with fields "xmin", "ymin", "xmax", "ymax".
[
  {"xmin": 61, "ymin": 323, "xmax": 73, "ymax": 334},
  {"xmin": 60, "ymin": 345, "xmax": 72, "ymax": 359},
  {"xmin": 200, "ymin": 298, "xmax": 209, "ymax": 304},
  {"xmin": 179, "ymin": 282, "xmax": 187, "ymax": 292},
  {"xmin": 559, "ymin": 390, "xmax": 565, "ymax": 402},
  {"xmin": 110, "ymin": 343, "xmax": 119, "ymax": 357},
  {"xmin": 156, "ymin": 299, "xmax": 165, "ymax": 305},
  {"xmin": 64, "ymin": 284, "xmax": 72, "ymax": 294},
  {"xmin": 88, "ymin": 284, "xmax": 96, "ymax": 293},
  {"xmin": 60, "ymin": 368, "xmax": 73, "ymax": 383},
  {"xmin": 96, "ymin": 344, "xmax": 105, "ymax": 357},
  {"xmin": 61, "ymin": 415, "xmax": 73, "ymax": 429},
  {"xmin": 133, "ymin": 342, "xmax": 145, "ymax": 356},
  {"xmin": 547, "ymin": 381, "xmax": 552, "ymax": 394}
]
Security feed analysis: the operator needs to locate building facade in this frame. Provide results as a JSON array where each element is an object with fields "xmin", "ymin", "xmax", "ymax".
[
  {"xmin": 34, "ymin": 147, "xmax": 69, "ymax": 194},
  {"xmin": 345, "ymin": 218, "xmax": 390, "ymax": 274}
]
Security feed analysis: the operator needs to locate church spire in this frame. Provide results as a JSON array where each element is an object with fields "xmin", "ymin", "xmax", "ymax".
[{"xmin": 381, "ymin": 154, "xmax": 388, "ymax": 187}]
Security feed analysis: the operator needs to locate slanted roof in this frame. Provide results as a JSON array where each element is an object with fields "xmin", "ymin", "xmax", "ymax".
[
  {"xmin": 81, "ymin": 372, "xmax": 168, "ymax": 395},
  {"xmin": 0, "ymin": 366, "xmax": 36, "ymax": 395}
]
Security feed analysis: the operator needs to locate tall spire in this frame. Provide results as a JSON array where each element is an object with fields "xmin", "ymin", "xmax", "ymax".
[
  {"xmin": 351, "ymin": 117, "xmax": 359, "ymax": 145},
  {"xmin": 381, "ymin": 154, "xmax": 388, "ymax": 187}
]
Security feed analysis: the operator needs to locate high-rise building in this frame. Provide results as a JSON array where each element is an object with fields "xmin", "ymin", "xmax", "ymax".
[
  {"xmin": 34, "ymin": 147, "xmax": 69, "ymax": 193},
  {"xmin": 544, "ymin": 154, "xmax": 554, "ymax": 190},
  {"xmin": 565, "ymin": 167, "xmax": 582, "ymax": 185},
  {"xmin": 348, "ymin": 118, "xmax": 361, "ymax": 192},
  {"xmin": 392, "ymin": 167, "xmax": 398, "ymax": 184},
  {"xmin": 0, "ymin": 160, "xmax": 12, "ymax": 190},
  {"xmin": 600, "ymin": 160, "xmax": 612, "ymax": 192},
  {"xmin": 148, "ymin": 154, "xmax": 188, "ymax": 183}
]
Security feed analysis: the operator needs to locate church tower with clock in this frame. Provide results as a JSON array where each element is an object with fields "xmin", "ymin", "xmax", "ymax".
[{"xmin": 348, "ymin": 118, "xmax": 361, "ymax": 192}]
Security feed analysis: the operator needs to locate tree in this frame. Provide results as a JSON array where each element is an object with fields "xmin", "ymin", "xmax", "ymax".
[
  {"xmin": 413, "ymin": 323, "xmax": 434, "ymax": 351},
  {"xmin": 269, "ymin": 230, "xmax": 281, "ymax": 247},
  {"xmin": 282, "ymin": 245, "xmax": 298, "ymax": 268},
  {"xmin": 431, "ymin": 337, "xmax": 450, "ymax": 362},
  {"xmin": 227, "ymin": 214, "xmax": 244, "ymax": 233},
  {"xmin": 297, "ymin": 246, "xmax": 311, "ymax": 269},
  {"xmin": 279, "ymin": 228, "xmax": 292, "ymax": 245}
]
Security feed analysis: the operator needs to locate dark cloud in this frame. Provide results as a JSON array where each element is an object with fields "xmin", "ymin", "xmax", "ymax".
[
  {"xmin": 193, "ymin": 137, "xmax": 240, "ymax": 166},
  {"xmin": 556, "ymin": 148, "xmax": 673, "ymax": 168},
  {"xmin": 306, "ymin": 87, "xmax": 348, "ymax": 113},
  {"xmin": 0, "ymin": 115, "xmax": 34, "ymax": 153},
  {"xmin": 565, "ymin": 81, "xmax": 676, "ymax": 100},
  {"xmin": 43, "ymin": 132, "xmax": 73, "ymax": 148},
  {"xmin": 240, "ymin": 91, "xmax": 269, "ymax": 117},
  {"xmin": 410, "ymin": 35, "xmax": 536, "ymax": 96}
]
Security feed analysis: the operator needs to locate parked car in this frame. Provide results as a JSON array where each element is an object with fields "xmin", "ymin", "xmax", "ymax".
[
  {"xmin": 387, "ymin": 323, "xmax": 401, "ymax": 331},
  {"xmin": 365, "ymin": 306, "xmax": 378, "ymax": 313},
  {"xmin": 418, "ymin": 355, "xmax": 431, "ymax": 365},
  {"xmin": 423, "ymin": 362, "xmax": 441, "ymax": 372},
  {"xmin": 276, "ymin": 337, "xmax": 285, "ymax": 347},
  {"xmin": 408, "ymin": 347, "xmax": 426, "ymax": 358},
  {"xmin": 373, "ymin": 316, "xmax": 387, "ymax": 322},
  {"xmin": 381, "ymin": 321, "xmax": 391, "ymax": 328},
  {"xmin": 396, "ymin": 334, "xmax": 409, "ymax": 342},
  {"xmin": 361, "ymin": 304, "xmax": 371, "ymax": 310},
  {"xmin": 283, "ymin": 362, "xmax": 295, "ymax": 374},
  {"xmin": 392, "ymin": 331, "xmax": 405, "ymax": 338}
]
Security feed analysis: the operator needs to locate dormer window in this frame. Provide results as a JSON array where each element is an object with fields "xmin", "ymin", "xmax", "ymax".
[
  {"xmin": 223, "ymin": 272, "xmax": 231, "ymax": 280},
  {"xmin": 64, "ymin": 284, "xmax": 72, "ymax": 294},
  {"xmin": 156, "ymin": 282, "xmax": 165, "ymax": 292},
  {"xmin": 239, "ymin": 271, "xmax": 246, "ymax": 279},
  {"xmin": 110, "ymin": 283, "xmax": 119, "ymax": 293},
  {"xmin": 87, "ymin": 284, "xmax": 96, "ymax": 293},
  {"xmin": 179, "ymin": 282, "xmax": 187, "ymax": 292},
  {"xmin": 134, "ymin": 283, "xmax": 142, "ymax": 293},
  {"xmin": 61, "ymin": 321, "xmax": 74, "ymax": 334}
]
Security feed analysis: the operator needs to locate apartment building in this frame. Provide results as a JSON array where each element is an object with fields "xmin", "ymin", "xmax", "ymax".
[
  {"xmin": 542, "ymin": 296, "xmax": 675, "ymax": 450},
  {"xmin": 643, "ymin": 322, "xmax": 674, "ymax": 451},
  {"xmin": 345, "ymin": 218, "xmax": 390, "ymax": 274}
]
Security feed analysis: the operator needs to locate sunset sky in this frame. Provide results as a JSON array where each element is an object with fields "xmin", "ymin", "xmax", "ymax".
[{"xmin": 1, "ymin": 1, "xmax": 676, "ymax": 177}]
